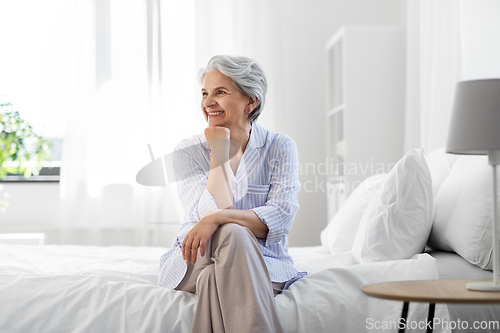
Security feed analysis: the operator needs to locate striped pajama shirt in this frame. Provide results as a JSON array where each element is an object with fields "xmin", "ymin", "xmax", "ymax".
[{"xmin": 158, "ymin": 121, "xmax": 305, "ymax": 290}]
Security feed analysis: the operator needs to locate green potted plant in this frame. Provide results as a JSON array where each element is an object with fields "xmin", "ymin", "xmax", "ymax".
[{"xmin": 0, "ymin": 100, "xmax": 52, "ymax": 211}]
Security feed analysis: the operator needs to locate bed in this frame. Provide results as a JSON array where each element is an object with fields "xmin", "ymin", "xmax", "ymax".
[{"xmin": 0, "ymin": 243, "xmax": 450, "ymax": 333}]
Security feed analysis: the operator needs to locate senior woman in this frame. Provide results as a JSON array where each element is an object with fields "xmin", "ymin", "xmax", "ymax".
[{"xmin": 159, "ymin": 55, "xmax": 304, "ymax": 333}]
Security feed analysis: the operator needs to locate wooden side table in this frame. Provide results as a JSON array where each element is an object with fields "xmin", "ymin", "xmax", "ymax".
[{"xmin": 361, "ymin": 279, "xmax": 500, "ymax": 333}]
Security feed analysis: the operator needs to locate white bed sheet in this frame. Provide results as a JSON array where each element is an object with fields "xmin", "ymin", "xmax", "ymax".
[{"xmin": 0, "ymin": 244, "xmax": 450, "ymax": 333}]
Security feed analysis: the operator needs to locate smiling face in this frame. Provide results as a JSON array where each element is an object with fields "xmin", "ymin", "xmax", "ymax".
[{"xmin": 201, "ymin": 70, "xmax": 254, "ymax": 128}]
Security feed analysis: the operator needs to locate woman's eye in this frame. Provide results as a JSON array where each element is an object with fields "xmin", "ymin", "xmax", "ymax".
[
  {"xmin": 202, "ymin": 92, "xmax": 208, "ymax": 97},
  {"xmin": 217, "ymin": 90, "xmax": 226, "ymax": 95}
]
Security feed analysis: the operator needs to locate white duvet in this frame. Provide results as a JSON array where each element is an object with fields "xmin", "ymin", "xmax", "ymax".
[{"xmin": 0, "ymin": 244, "xmax": 450, "ymax": 333}]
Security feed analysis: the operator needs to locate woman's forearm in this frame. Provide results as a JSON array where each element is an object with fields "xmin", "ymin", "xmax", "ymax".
[
  {"xmin": 219, "ymin": 209, "xmax": 269, "ymax": 239},
  {"xmin": 206, "ymin": 148, "xmax": 233, "ymax": 209}
]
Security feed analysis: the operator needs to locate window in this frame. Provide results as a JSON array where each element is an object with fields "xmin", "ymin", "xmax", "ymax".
[{"xmin": 0, "ymin": 1, "xmax": 76, "ymax": 181}]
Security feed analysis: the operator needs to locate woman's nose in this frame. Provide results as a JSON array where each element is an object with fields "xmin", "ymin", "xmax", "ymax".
[{"xmin": 203, "ymin": 94, "xmax": 216, "ymax": 108}]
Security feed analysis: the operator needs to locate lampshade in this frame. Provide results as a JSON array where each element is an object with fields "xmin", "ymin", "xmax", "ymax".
[{"xmin": 446, "ymin": 79, "xmax": 500, "ymax": 155}]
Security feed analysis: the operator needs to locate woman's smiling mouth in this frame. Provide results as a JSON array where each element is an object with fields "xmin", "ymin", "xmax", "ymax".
[{"xmin": 207, "ymin": 111, "xmax": 224, "ymax": 117}]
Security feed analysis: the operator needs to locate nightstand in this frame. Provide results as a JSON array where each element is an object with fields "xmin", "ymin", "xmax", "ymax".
[{"xmin": 362, "ymin": 279, "xmax": 500, "ymax": 333}]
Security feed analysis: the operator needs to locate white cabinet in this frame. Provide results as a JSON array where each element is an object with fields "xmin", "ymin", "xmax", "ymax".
[{"xmin": 325, "ymin": 26, "xmax": 405, "ymax": 220}]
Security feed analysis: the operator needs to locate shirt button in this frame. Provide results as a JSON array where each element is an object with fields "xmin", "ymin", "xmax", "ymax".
[{"xmin": 232, "ymin": 190, "xmax": 236, "ymax": 194}]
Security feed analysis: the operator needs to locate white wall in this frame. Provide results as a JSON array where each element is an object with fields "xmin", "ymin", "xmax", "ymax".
[{"xmin": 275, "ymin": 0, "xmax": 404, "ymax": 246}]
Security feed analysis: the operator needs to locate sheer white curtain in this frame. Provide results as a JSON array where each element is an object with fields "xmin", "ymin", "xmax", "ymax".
[
  {"xmin": 404, "ymin": 0, "xmax": 462, "ymax": 153},
  {"xmin": 60, "ymin": 0, "xmax": 282, "ymax": 246},
  {"xmin": 459, "ymin": 0, "xmax": 500, "ymax": 80},
  {"xmin": 405, "ymin": 0, "xmax": 500, "ymax": 153},
  {"xmin": 61, "ymin": 0, "xmax": 198, "ymax": 246}
]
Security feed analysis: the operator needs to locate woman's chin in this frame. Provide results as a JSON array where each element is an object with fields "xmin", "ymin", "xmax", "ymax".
[{"xmin": 208, "ymin": 119, "xmax": 223, "ymax": 127}]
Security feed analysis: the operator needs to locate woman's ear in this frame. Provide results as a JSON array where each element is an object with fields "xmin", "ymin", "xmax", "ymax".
[{"xmin": 247, "ymin": 97, "xmax": 258, "ymax": 113}]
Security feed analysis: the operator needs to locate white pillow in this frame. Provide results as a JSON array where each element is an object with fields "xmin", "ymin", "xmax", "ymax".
[
  {"xmin": 320, "ymin": 174, "xmax": 387, "ymax": 254},
  {"xmin": 425, "ymin": 147, "xmax": 460, "ymax": 199},
  {"xmin": 428, "ymin": 155, "xmax": 497, "ymax": 270},
  {"xmin": 352, "ymin": 149, "xmax": 433, "ymax": 264}
]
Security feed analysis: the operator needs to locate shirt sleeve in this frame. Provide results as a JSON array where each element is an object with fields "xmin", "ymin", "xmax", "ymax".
[
  {"xmin": 173, "ymin": 143, "xmax": 218, "ymax": 224},
  {"xmin": 251, "ymin": 137, "xmax": 300, "ymax": 247}
]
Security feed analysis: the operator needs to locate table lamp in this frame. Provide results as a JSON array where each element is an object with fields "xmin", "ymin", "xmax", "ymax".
[{"xmin": 447, "ymin": 79, "xmax": 500, "ymax": 291}]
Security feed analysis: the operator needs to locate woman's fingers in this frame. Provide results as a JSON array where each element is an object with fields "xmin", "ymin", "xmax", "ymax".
[
  {"xmin": 183, "ymin": 235, "xmax": 191, "ymax": 264},
  {"xmin": 182, "ymin": 236, "xmax": 187, "ymax": 260},
  {"xmin": 183, "ymin": 231, "xmax": 202, "ymax": 265},
  {"xmin": 183, "ymin": 220, "xmax": 219, "ymax": 265},
  {"xmin": 199, "ymin": 239, "xmax": 206, "ymax": 257},
  {"xmin": 204, "ymin": 126, "xmax": 231, "ymax": 141},
  {"xmin": 190, "ymin": 238, "xmax": 200, "ymax": 265},
  {"xmin": 183, "ymin": 233, "xmax": 196, "ymax": 265}
]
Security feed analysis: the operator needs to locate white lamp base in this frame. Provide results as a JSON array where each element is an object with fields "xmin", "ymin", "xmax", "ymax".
[{"xmin": 467, "ymin": 281, "xmax": 500, "ymax": 292}]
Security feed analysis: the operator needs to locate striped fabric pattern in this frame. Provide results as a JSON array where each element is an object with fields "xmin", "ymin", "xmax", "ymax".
[{"xmin": 158, "ymin": 122, "xmax": 303, "ymax": 290}]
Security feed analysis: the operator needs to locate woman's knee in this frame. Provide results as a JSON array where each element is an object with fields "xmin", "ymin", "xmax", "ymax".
[
  {"xmin": 217, "ymin": 223, "xmax": 251, "ymax": 239},
  {"xmin": 196, "ymin": 264, "xmax": 215, "ymax": 293},
  {"xmin": 211, "ymin": 223, "xmax": 258, "ymax": 256}
]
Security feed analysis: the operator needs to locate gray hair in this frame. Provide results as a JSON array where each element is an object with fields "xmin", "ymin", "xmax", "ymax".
[{"xmin": 198, "ymin": 55, "xmax": 267, "ymax": 122}]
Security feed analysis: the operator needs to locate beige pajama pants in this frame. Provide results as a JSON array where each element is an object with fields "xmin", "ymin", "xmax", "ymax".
[{"xmin": 175, "ymin": 223, "xmax": 285, "ymax": 333}]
